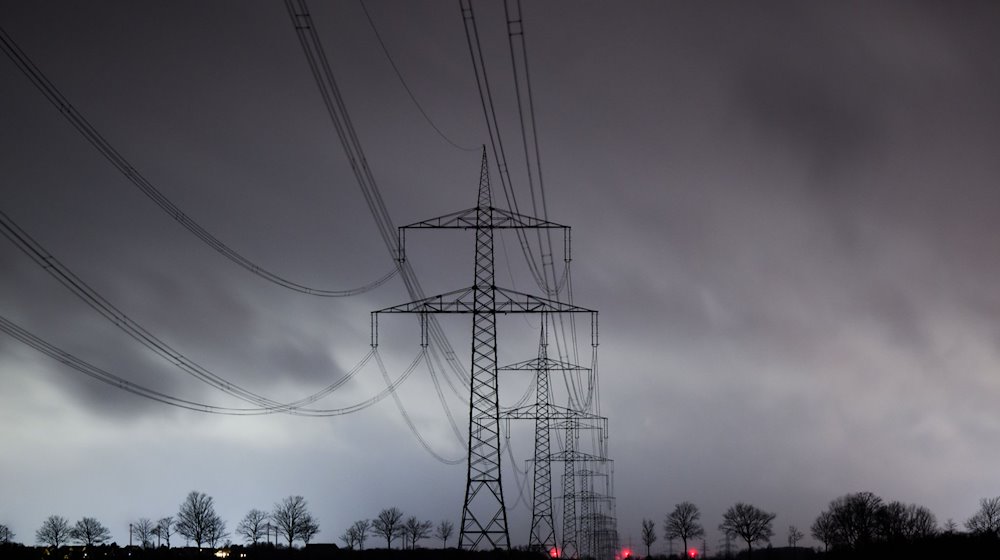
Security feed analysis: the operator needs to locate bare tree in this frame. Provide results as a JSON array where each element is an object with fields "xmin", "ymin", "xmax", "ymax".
[
  {"xmin": 353, "ymin": 519, "xmax": 371, "ymax": 550},
  {"xmin": 641, "ymin": 518, "xmax": 657, "ymax": 557},
  {"xmin": 205, "ymin": 516, "xmax": 228, "ymax": 548},
  {"xmin": 818, "ymin": 491, "xmax": 883, "ymax": 550},
  {"xmin": 36, "ymin": 515, "xmax": 70, "ymax": 548},
  {"xmin": 401, "ymin": 516, "xmax": 432, "ymax": 549},
  {"xmin": 300, "ymin": 518, "xmax": 320, "ymax": 545},
  {"xmin": 132, "ymin": 518, "xmax": 156, "ymax": 548},
  {"xmin": 435, "ymin": 520, "xmax": 453, "ymax": 548},
  {"xmin": 340, "ymin": 527, "xmax": 358, "ymax": 550},
  {"xmin": 372, "ymin": 507, "xmax": 404, "ymax": 549},
  {"xmin": 176, "ymin": 491, "xmax": 225, "ymax": 547},
  {"xmin": 272, "ymin": 495, "xmax": 319, "ymax": 548},
  {"xmin": 70, "ymin": 517, "xmax": 111, "ymax": 546},
  {"xmin": 152, "ymin": 516, "xmax": 174, "ymax": 548},
  {"xmin": 341, "ymin": 520, "xmax": 370, "ymax": 550},
  {"xmin": 236, "ymin": 509, "xmax": 269, "ymax": 545},
  {"xmin": 966, "ymin": 496, "xmax": 1000, "ymax": 537},
  {"xmin": 0, "ymin": 523, "xmax": 14, "ymax": 544},
  {"xmin": 943, "ymin": 518, "xmax": 958, "ymax": 534},
  {"xmin": 902, "ymin": 504, "xmax": 937, "ymax": 540},
  {"xmin": 719, "ymin": 503, "xmax": 775, "ymax": 558},
  {"xmin": 665, "ymin": 501, "xmax": 705, "ymax": 555},
  {"xmin": 787, "ymin": 525, "xmax": 803, "ymax": 548},
  {"xmin": 810, "ymin": 511, "xmax": 835, "ymax": 552}
]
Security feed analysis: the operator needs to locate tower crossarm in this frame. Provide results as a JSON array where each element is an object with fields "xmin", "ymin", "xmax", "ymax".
[
  {"xmin": 371, "ymin": 286, "xmax": 597, "ymax": 346},
  {"xmin": 401, "ymin": 206, "xmax": 567, "ymax": 230},
  {"xmin": 373, "ymin": 286, "xmax": 593, "ymax": 315},
  {"xmin": 397, "ymin": 207, "xmax": 570, "ymax": 263},
  {"xmin": 501, "ymin": 405, "xmax": 605, "ymax": 423},
  {"xmin": 498, "ymin": 356, "xmax": 590, "ymax": 372},
  {"xmin": 547, "ymin": 450, "xmax": 613, "ymax": 463}
]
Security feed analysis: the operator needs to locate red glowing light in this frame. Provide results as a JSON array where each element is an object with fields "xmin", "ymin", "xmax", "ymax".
[
  {"xmin": 549, "ymin": 547, "xmax": 560, "ymax": 558},
  {"xmin": 621, "ymin": 548, "xmax": 632, "ymax": 559},
  {"xmin": 688, "ymin": 548, "xmax": 699, "ymax": 558}
]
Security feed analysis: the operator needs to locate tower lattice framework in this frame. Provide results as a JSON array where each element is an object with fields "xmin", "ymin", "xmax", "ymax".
[
  {"xmin": 372, "ymin": 149, "xmax": 597, "ymax": 550},
  {"xmin": 500, "ymin": 318, "xmax": 600, "ymax": 555}
]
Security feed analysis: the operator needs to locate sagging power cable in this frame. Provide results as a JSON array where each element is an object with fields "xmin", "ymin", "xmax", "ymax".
[
  {"xmin": 0, "ymin": 207, "xmax": 382, "ymax": 414},
  {"xmin": 283, "ymin": 0, "xmax": 472, "ymax": 395},
  {"xmin": 0, "ymin": 25, "xmax": 396, "ymax": 298},
  {"xmin": 0, "ymin": 314, "xmax": 423, "ymax": 417},
  {"xmin": 359, "ymin": 0, "xmax": 477, "ymax": 152}
]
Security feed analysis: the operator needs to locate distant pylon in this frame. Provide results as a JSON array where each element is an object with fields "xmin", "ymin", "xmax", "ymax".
[
  {"xmin": 372, "ymin": 148, "xmax": 597, "ymax": 550},
  {"xmin": 499, "ymin": 318, "xmax": 598, "ymax": 554}
]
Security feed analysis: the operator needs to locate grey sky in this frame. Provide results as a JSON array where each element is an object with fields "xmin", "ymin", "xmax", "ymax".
[{"xmin": 2, "ymin": 1, "xmax": 1000, "ymax": 553}]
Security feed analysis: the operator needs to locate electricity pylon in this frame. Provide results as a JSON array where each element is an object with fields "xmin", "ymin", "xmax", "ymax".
[
  {"xmin": 372, "ymin": 149, "xmax": 597, "ymax": 550},
  {"xmin": 500, "ymin": 317, "xmax": 599, "ymax": 554}
]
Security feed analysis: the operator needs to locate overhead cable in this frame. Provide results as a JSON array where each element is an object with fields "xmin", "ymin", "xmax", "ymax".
[
  {"xmin": 358, "ymin": 0, "xmax": 477, "ymax": 152},
  {"xmin": 0, "ymin": 313, "xmax": 424, "ymax": 417},
  {"xmin": 0, "ymin": 207, "xmax": 381, "ymax": 414},
  {"xmin": 375, "ymin": 349, "xmax": 465, "ymax": 465},
  {"xmin": 0, "ymin": 24, "xmax": 396, "ymax": 298},
  {"xmin": 283, "ymin": 0, "xmax": 471, "ymax": 393}
]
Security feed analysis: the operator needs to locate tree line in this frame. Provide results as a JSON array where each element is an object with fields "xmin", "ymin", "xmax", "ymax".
[
  {"xmin": 4, "ymin": 490, "xmax": 319, "ymax": 550},
  {"xmin": 639, "ymin": 492, "xmax": 1000, "ymax": 559},
  {"xmin": 338, "ymin": 506, "xmax": 454, "ymax": 550}
]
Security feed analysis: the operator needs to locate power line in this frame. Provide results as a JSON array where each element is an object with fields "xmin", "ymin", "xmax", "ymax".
[
  {"xmin": 375, "ymin": 349, "xmax": 465, "ymax": 465},
  {"xmin": 0, "ymin": 312, "xmax": 425, "ymax": 417},
  {"xmin": 358, "ymin": 0, "xmax": 477, "ymax": 152},
  {"xmin": 0, "ymin": 24, "xmax": 396, "ymax": 298},
  {"xmin": 459, "ymin": 0, "xmax": 549, "ymax": 291},
  {"xmin": 283, "ymin": 0, "xmax": 472, "ymax": 399},
  {"xmin": 0, "ymin": 207, "xmax": 381, "ymax": 414}
]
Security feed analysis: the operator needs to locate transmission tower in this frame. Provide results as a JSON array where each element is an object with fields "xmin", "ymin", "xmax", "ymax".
[
  {"xmin": 372, "ymin": 149, "xmax": 597, "ymax": 550},
  {"xmin": 500, "ymin": 318, "xmax": 599, "ymax": 554}
]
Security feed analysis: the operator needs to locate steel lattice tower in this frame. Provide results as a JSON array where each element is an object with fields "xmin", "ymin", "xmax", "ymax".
[
  {"xmin": 372, "ymin": 149, "xmax": 597, "ymax": 550},
  {"xmin": 499, "ymin": 318, "xmax": 596, "ymax": 555}
]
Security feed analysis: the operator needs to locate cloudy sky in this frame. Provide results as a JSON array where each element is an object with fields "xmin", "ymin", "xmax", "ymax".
[{"xmin": 3, "ymin": 0, "xmax": 1000, "ymax": 553}]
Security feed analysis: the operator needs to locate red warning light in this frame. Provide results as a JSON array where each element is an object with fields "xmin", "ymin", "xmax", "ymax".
[
  {"xmin": 688, "ymin": 548, "xmax": 699, "ymax": 558},
  {"xmin": 621, "ymin": 548, "xmax": 632, "ymax": 559},
  {"xmin": 549, "ymin": 547, "xmax": 561, "ymax": 558}
]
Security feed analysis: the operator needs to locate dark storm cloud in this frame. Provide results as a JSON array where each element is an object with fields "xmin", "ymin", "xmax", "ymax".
[{"xmin": 4, "ymin": 0, "xmax": 1000, "ymax": 550}]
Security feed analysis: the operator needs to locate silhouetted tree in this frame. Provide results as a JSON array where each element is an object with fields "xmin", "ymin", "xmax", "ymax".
[
  {"xmin": 236, "ymin": 509, "xmax": 269, "ymax": 545},
  {"xmin": 353, "ymin": 519, "xmax": 371, "ymax": 549},
  {"xmin": 153, "ymin": 516, "xmax": 174, "ymax": 548},
  {"xmin": 943, "ymin": 518, "xmax": 958, "ymax": 534},
  {"xmin": 822, "ymin": 491, "xmax": 883, "ymax": 550},
  {"xmin": 665, "ymin": 501, "xmax": 705, "ymax": 555},
  {"xmin": 272, "ymin": 495, "xmax": 318, "ymax": 548},
  {"xmin": 810, "ymin": 510, "xmax": 834, "ymax": 552},
  {"xmin": 301, "ymin": 519, "xmax": 319, "ymax": 545},
  {"xmin": 341, "ymin": 520, "xmax": 371, "ymax": 550},
  {"xmin": 435, "ymin": 520, "xmax": 453, "ymax": 547},
  {"xmin": 787, "ymin": 525, "xmax": 803, "ymax": 548},
  {"xmin": 0, "ymin": 523, "xmax": 15, "ymax": 544},
  {"xmin": 901, "ymin": 503, "xmax": 937, "ymax": 539},
  {"xmin": 719, "ymin": 503, "xmax": 775, "ymax": 557},
  {"xmin": 176, "ymin": 491, "xmax": 225, "ymax": 547},
  {"xmin": 966, "ymin": 496, "xmax": 1000, "ymax": 537},
  {"xmin": 205, "ymin": 517, "xmax": 228, "ymax": 548},
  {"xmin": 340, "ymin": 528, "xmax": 358, "ymax": 549},
  {"xmin": 402, "ymin": 516, "xmax": 433, "ymax": 549},
  {"xmin": 131, "ymin": 518, "xmax": 156, "ymax": 548},
  {"xmin": 372, "ymin": 507, "xmax": 404, "ymax": 548},
  {"xmin": 641, "ymin": 518, "xmax": 657, "ymax": 557},
  {"xmin": 36, "ymin": 515, "xmax": 70, "ymax": 548},
  {"xmin": 70, "ymin": 517, "xmax": 111, "ymax": 546}
]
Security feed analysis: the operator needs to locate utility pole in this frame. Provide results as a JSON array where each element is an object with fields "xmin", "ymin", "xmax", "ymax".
[{"xmin": 373, "ymin": 149, "xmax": 596, "ymax": 550}]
